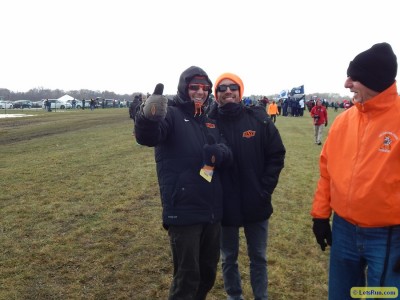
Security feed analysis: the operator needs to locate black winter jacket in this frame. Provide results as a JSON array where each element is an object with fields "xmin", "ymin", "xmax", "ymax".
[
  {"xmin": 129, "ymin": 97, "xmax": 141, "ymax": 120},
  {"xmin": 208, "ymin": 103, "xmax": 286, "ymax": 226},
  {"xmin": 135, "ymin": 66, "xmax": 231, "ymax": 229}
]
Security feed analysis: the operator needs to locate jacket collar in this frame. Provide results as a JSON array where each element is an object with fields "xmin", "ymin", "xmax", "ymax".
[{"xmin": 355, "ymin": 82, "xmax": 398, "ymax": 115}]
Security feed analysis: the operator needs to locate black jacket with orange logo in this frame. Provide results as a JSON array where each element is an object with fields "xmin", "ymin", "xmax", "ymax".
[{"xmin": 208, "ymin": 103, "xmax": 286, "ymax": 226}]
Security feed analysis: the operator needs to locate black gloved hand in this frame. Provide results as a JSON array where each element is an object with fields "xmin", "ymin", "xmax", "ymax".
[
  {"xmin": 143, "ymin": 83, "xmax": 168, "ymax": 122},
  {"xmin": 394, "ymin": 257, "xmax": 400, "ymax": 273},
  {"xmin": 203, "ymin": 135, "xmax": 223, "ymax": 167},
  {"xmin": 312, "ymin": 218, "xmax": 332, "ymax": 251},
  {"xmin": 325, "ymin": 121, "xmax": 328, "ymax": 127}
]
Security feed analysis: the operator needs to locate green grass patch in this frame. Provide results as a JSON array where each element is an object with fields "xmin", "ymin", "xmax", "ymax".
[{"xmin": 0, "ymin": 108, "xmax": 342, "ymax": 299}]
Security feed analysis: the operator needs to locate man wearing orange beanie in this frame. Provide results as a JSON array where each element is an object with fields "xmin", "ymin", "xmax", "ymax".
[{"xmin": 208, "ymin": 72, "xmax": 286, "ymax": 300}]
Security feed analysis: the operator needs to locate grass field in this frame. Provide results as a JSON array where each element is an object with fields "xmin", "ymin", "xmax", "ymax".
[{"xmin": 0, "ymin": 107, "xmax": 341, "ymax": 299}]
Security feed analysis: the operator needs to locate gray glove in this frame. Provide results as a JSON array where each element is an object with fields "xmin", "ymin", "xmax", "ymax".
[{"xmin": 143, "ymin": 83, "xmax": 168, "ymax": 122}]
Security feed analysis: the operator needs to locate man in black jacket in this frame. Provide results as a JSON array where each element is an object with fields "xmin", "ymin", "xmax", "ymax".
[
  {"xmin": 135, "ymin": 66, "xmax": 232, "ymax": 300},
  {"xmin": 129, "ymin": 94, "xmax": 142, "ymax": 136},
  {"xmin": 209, "ymin": 72, "xmax": 286, "ymax": 300},
  {"xmin": 129, "ymin": 94, "xmax": 141, "ymax": 122}
]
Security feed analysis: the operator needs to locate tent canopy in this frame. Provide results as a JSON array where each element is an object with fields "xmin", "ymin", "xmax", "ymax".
[{"xmin": 58, "ymin": 95, "xmax": 75, "ymax": 102}]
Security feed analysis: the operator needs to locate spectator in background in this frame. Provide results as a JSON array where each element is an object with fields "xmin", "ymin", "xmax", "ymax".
[
  {"xmin": 46, "ymin": 99, "xmax": 51, "ymax": 112},
  {"xmin": 243, "ymin": 97, "xmax": 252, "ymax": 106},
  {"xmin": 323, "ymin": 99, "xmax": 329, "ymax": 109},
  {"xmin": 129, "ymin": 94, "xmax": 142, "ymax": 136},
  {"xmin": 310, "ymin": 99, "xmax": 328, "ymax": 145},
  {"xmin": 311, "ymin": 42, "xmax": 400, "ymax": 299},
  {"xmin": 90, "ymin": 98, "xmax": 95, "ymax": 111},
  {"xmin": 334, "ymin": 101, "xmax": 339, "ymax": 112},
  {"xmin": 82, "ymin": 99, "xmax": 86, "ymax": 110},
  {"xmin": 292, "ymin": 98, "xmax": 300, "ymax": 117},
  {"xmin": 286, "ymin": 97, "xmax": 294, "ymax": 116},
  {"xmin": 258, "ymin": 97, "xmax": 269, "ymax": 109},
  {"xmin": 282, "ymin": 99, "xmax": 288, "ymax": 116},
  {"xmin": 306, "ymin": 99, "xmax": 315, "ymax": 112},
  {"xmin": 267, "ymin": 99, "xmax": 279, "ymax": 123},
  {"xmin": 299, "ymin": 97, "xmax": 305, "ymax": 116},
  {"xmin": 277, "ymin": 99, "xmax": 282, "ymax": 115},
  {"xmin": 129, "ymin": 95, "xmax": 142, "ymax": 121}
]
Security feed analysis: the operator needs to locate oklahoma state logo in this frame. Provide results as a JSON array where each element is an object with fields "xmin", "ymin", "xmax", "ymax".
[
  {"xmin": 150, "ymin": 104, "xmax": 156, "ymax": 116},
  {"xmin": 205, "ymin": 123, "xmax": 215, "ymax": 128},
  {"xmin": 380, "ymin": 134, "xmax": 392, "ymax": 151},
  {"xmin": 242, "ymin": 130, "xmax": 256, "ymax": 138},
  {"xmin": 378, "ymin": 131, "xmax": 398, "ymax": 153}
]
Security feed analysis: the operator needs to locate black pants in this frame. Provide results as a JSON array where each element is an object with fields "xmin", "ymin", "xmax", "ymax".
[
  {"xmin": 270, "ymin": 114, "xmax": 276, "ymax": 123},
  {"xmin": 168, "ymin": 222, "xmax": 221, "ymax": 300}
]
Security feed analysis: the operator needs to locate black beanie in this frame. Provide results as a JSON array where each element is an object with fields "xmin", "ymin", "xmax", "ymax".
[{"xmin": 347, "ymin": 42, "xmax": 397, "ymax": 92}]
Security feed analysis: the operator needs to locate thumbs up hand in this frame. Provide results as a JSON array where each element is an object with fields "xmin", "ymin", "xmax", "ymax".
[{"xmin": 143, "ymin": 83, "xmax": 168, "ymax": 122}]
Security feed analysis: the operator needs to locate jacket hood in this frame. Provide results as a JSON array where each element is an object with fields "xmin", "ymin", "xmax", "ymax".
[{"xmin": 176, "ymin": 66, "xmax": 213, "ymax": 105}]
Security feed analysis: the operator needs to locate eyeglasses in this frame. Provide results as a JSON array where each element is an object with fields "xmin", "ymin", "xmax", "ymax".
[
  {"xmin": 217, "ymin": 84, "xmax": 239, "ymax": 92},
  {"xmin": 188, "ymin": 84, "xmax": 211, "ymax": 92}
]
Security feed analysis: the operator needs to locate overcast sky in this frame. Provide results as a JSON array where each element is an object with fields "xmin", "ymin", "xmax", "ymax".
[{"xmin": 1, "ymin": 0, "xmax": 399, "ymax": 98}]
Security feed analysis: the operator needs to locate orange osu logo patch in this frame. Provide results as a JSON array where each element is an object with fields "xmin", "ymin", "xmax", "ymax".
[
  {"xmin": 380, "ymin": 134, "xmax": 392, "ymax": 151},
  {"xmin": 150, "ymin": 104, "xmax": 156, "ymax": 116},
  {"xmin": 242, "ymin": 130, "xmax": 256, "ymax": 138},
  {"xmin": 205, "ymin": 123, "xmax": 215, "ymax": 128},
  {"xmin": 378, "ymin": 131, "xmax": 398, "ymax": 153}
]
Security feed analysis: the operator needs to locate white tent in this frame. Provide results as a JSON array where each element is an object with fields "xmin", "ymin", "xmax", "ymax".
[{"xmin": 58, "ymin": 95, "xmax": 75, "ymax": 102}]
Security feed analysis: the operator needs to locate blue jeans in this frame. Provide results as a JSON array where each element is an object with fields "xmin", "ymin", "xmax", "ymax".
[
  {"xmin": 221, "ymin": 220, "xmax": 269, "ymax": 300},
  {"xmin": 168, "ymin": 222, "xmax": 221, "ymax": 300},
  {"xmin": 329, "ymin": 214, "xmax": 400, "ymax": 300}
]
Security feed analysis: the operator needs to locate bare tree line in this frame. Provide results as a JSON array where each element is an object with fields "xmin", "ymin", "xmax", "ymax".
[
  {"xmin": 0, "ymin": 87, "xmax": 137, "ymax": 101},
  {"xmin": 0, "ymin": 87, "xmax": 348, "ymax": 103}
]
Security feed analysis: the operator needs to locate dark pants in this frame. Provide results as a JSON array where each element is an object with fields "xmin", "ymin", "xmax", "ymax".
[{"xmin": 168, "ymin": 222, "xmax": 221, "ymax": 300}]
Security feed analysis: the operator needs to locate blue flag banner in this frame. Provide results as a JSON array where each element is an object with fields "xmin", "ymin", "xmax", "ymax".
[
  {"xmin": 279, "ymin": 90, "xmax": 288, "ymax": 99},
  {"xmin": 290, "ymin": 85, "xmax": 305, "ymax": 95}
]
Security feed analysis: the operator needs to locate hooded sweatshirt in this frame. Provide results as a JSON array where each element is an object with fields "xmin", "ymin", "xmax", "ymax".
[{"xmin": 135, "ymin": 66, "xmax": 231, "ymax": 229}]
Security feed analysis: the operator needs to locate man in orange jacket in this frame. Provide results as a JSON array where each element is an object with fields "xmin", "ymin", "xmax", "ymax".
[
  {"xmin": 267, "ymin": 100, "xmax": 279, "ymax": 123},
  {"xmin": 311, "ymin": 42, "xmax": 400, "ymax": 299}
]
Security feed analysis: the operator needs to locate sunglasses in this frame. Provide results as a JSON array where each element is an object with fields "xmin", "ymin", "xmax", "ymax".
[
  {"xmin": 217, "ymin": 84, "xmax": 239, "ymax": 92},
  {"xmin": 188, "ymin": 84, "xmax": 211, "ymax": 92}
]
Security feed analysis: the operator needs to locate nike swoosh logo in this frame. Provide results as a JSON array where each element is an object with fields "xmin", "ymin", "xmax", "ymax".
[{"xmin": 184, "ymin": 118, "xmax": 190, "ymax": 122}]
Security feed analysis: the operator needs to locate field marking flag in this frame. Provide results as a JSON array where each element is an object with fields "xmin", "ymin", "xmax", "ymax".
[{"xmin": 290, "ymin": 85, "xmax": 305, "ymax": 95}]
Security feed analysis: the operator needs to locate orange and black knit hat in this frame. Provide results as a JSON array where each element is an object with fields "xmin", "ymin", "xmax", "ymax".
[{"xmin": 214, "ymin": 73, "xmax": 244, "ymax": 100}]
